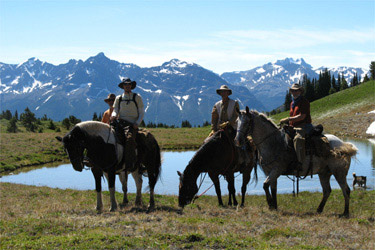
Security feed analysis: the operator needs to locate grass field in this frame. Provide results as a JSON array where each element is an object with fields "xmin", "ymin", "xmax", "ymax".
[{"xmin": 0, "ymin": 183, "xmax": 374, "ymax": 249}]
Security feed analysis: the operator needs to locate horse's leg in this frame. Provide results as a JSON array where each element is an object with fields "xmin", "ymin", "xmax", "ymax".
[
  {"xmin": 332, "ymin": 164, "xmax": 351, "ymax": 217},
  {"xmin": 131, "ymin": 171, "xmax": 143, "ymax": 207},
  {"xmin": 270, "ymin": 180, "xmax": 278, "ymax": 210},
  {"xmin": 118, "ymin": 170, "xmax": 129, "ymax": 208},
  {"xmin": 209, "ymin": 173, "xmax": 223, "ymax": 206},
  {"xmin": 92, "ymin": 168, "xmax": 103, "ymax": 213},
  {"xmin": 317, "ymin": 171, "xmax": 332, "ymax": 214},
  {"xmin": 227, "ymin": 173, "xmax": 238, "ymax": 206},
  {"xmin": 107, "ymin": 169, "xmax": 118, "ymax": 212},
  {"xmin": 263, "ymin": 169, "xmax": 280, "ymax": 210},
  {"xmin": 241, "ymin": 166, "xmax": 251, "ymax": 207}
]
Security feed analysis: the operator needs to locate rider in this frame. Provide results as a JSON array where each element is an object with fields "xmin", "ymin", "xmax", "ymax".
[
  {"xmin": 211, "ymin": 85, "xmax": 240, "ymax": 135},
  {"xmin": 280, "ymin": 83, "xmax": 312, "ymax": 169},
  {"xmin": 110, "ymin": 78, "xmax": 144, "ymax": 170},
  {"xmin": 101, "ymin": 93, "xmax": 116, "ymax": 124}
]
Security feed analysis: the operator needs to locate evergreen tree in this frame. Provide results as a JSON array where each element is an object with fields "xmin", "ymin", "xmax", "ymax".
[
  {"xmin": 284, "ymin": 90, "xmax": 292, "ymax": 111},
  {"xmin": 20, "ymin": 107, "xmax": 38, "ymax": 132},
  {"xmin": 2, "ymin": 110, "xmax": 12, "ymax": 120},
  {"xmin": 331, "ymin": 74, "xmax": 337, "ymax": 91},
  {"xmin": 6, "ymin": 117, "xmax": 18, "ymax": 133},
  {"xmin": 48, "ymin": 120, "xmax": 56, "ymax": 130},
  {"xmin": 62, "ymin": 118, "xmax": 71, "ymax": 130},
  {"xmin": 14, "ymin": 110, "xmax": 18, "ymax": 120},
  {"xmin": 337, "ymin": 74, "xmax": 341, "ymax": 90},
  {"xmin": 92, "ymin": 112, "xmax": 98, "ymax": 121},
  {"xmin": 181, "ymin": 120, "xmax": 192, "ymax": 128},
  {"xmin": 363, "ymin": 74, "xmax": 370, "ymax": 83},
  {"xmin": 98, "ymin": 113, "xmax": 102, "ymax": 122},
  {"xmin": 41, "ymin": 114, "xmax": 48, "ymax": 121},
  {"xmin": 340, "ymin": 74, "xmax": 348, "ymax": 90},
  {"xmin": 370, "ymin": 61, "xmax": 375, "ymax": 80},
  {"xmin": 69, "ymin": 115, "xmax": 81, "ymax": 125},
  {"xmin": 140, "ymin": 120, "xmax": 146, "ymax": 127}
]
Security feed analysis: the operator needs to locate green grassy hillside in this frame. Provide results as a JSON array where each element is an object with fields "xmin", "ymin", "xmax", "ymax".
[{"xmin": 271, "ymin": 80, "xmax": 374, "ymax": 137}]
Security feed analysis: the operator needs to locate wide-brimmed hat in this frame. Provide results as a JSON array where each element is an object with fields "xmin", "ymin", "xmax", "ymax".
[
  {"xmin": 104, "ymin": 93, "xmax": 116, "ymax": 103},
  {"xmin": 118, "ymin": 78, "xmax": 136, "ymax": 89},
  {"xmin": 216, "ymin": 85, "xmax": 232, "ymax": 95},
  {"xmin": 289, "ymin": 83, "xmax": 304, "ymax": 92}
]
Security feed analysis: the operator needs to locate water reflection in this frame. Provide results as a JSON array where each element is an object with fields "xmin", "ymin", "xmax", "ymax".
[{"xmin": 1, "ymin": 139, "xmax": 374, "ymax": 195}]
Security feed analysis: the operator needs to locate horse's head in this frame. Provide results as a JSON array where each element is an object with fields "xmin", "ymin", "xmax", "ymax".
[
  {"xmin": 235, "ymin": 106, "xmax": 253, "ymax": 147},
  {"xmin": 177, "ymin": 170, "xmax": 198, "ymax": 208},
  {"xmin": 56, "ymin": 126, "xmax": 86, "ymax": 172}
]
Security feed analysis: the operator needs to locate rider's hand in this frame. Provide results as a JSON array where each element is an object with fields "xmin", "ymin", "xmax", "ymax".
[
  {"xmin": 110, "ymin": 116, "xmax": 116, "ymax": 122},
  {"xmin": 280, "ymin": 117, "xmax": 289, "ymax": 124}
]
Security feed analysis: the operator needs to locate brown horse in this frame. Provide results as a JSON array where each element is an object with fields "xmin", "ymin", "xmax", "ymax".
[
  {"xmin": 234, "ymin": 108, "xmax": 358, "ymax": 217},
  {"xmin": 178, "ymin": 123, "xmax": 257, "ymax": 208},
  {"xmin": 56, "ymin": 121, "xmax": 161, "ymax": 213}
]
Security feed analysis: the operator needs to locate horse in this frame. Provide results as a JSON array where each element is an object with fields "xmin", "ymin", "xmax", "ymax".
[
  {"xmin": 56, "ymin": 121, "xmax": 161, "ymax": 213},
  {"xmin": 234, "ymin": 107, "xmax": 358, "ymax": 217},
  {"xmin": 177, "ymin": 123, "xmax": 257, "ymax": 208}
]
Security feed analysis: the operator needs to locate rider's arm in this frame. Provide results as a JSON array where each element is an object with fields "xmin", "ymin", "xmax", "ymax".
[
  {"xmin": 211, "ymin": 105, "xmax": 219, "ymax": 131},
  {"xmin": 110, "ymin": 96, "xmax": 120, "ymax": 121},
  {"xmin": 135, "ymin": 95, "xmax": 145, "ymax": 126}
]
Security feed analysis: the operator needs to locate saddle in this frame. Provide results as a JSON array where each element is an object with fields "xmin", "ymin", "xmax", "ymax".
[
  {"xmin": 283, "ymin": 124, "xmax": 331, "ymax": 157},
  {"xmin": 282, "ymin": 124, "xmax": 331, "ymax": 176}
]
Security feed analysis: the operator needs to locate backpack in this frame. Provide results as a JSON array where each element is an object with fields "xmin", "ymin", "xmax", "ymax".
[{"xmin": 118, "ymin": 93, "xmax": 138, "ymax": 115}]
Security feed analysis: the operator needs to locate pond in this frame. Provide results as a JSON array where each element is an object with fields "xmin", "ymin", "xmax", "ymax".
[{"xmin": 1, "ymin": 139, "xmax": 374, "ymax": 196}]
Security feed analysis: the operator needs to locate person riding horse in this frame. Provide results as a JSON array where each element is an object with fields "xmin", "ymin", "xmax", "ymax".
[
  {"xmin": 101, "ymin": 93, "xmax": 116, "ymax": 124},
  {"xmin": 280, "ymin": 83, "xmax": 313, "ymax": 170},
  {"xmin": 110, "ymin": 78, "xmax": 145, "ymax": 171},
  {"xmin": 211, "ymin": 85, "xmax": 240, "ymax": 135}
]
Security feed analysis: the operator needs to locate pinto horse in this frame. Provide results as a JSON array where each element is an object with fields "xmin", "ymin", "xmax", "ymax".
[
  {"xmin": 234, "ymin": 108, "xmax": 358, "ymax": 217},
  {"xmin": 56, "ymin": 121, "xmax": 161, "ymax": 213},
  {"xmin": 178, "ymin": 123, "xmax": 257, "ymax": 208}
]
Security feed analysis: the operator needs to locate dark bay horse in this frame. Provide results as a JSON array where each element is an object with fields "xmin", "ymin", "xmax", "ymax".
[
  {"xmin": 56, "ymin": 121, "xmax": 161, "ymax": 213},
  {"xmin": 178, "ymin": 124, "xmax": 257, "ymax": 208},
  {"xmin": 234, "ymin": 107, "xmax": 358, "ymax": 217}
]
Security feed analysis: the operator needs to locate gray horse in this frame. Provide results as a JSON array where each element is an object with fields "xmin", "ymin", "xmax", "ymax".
[{"xmin": 234, "ymin": 107, "xmax": 358, "ymax": 217}]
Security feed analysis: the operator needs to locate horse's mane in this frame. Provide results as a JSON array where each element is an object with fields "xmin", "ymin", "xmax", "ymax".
[
  {"xmin": 250, "ymin": 110, "xmax": 278, "ymax": 129},
  {"xmin": 74, "ymin": 121, "xmax": 114, "ymax": 143}
]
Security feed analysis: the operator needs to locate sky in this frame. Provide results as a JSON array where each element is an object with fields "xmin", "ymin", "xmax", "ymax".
[{"xmin": 0, "ymin": 0, "xmax": 374, "ymax": 74}]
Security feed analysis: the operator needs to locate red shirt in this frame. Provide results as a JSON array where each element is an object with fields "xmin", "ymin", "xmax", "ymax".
[{"xmin": 289, "ymin": 97, "xmax": 311, "ymax": 127}]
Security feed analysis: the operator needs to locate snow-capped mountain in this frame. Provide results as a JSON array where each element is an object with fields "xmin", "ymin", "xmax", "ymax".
[
  {"xmin": 221, "ymin": 58, "xmax": 369, "ymax": 110},
  {"xmin": 0, "ymin": 53, "xmax": 264, "ymax": 125}
]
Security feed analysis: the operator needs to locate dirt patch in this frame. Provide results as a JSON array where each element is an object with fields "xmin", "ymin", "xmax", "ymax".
[{"xmin": 315, "ymin": 108, "xmax": 375, "ymax": 139}]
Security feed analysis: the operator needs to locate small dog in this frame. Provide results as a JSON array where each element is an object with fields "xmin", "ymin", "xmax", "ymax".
[{"xmin": 353, "ymin": 172, "xmax": 367, "ymax": 188}]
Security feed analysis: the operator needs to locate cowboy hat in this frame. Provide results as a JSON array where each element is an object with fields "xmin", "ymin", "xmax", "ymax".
[
  {"xmin": 118, "ymin": 78, "xmax": 137, "ymax": 89},
  {"xmin": 104, "ymin": 93, "xmax": 116, "ymax": 103},
  {"xmin": 289, "ymin": 83, "xmax": 304, "ymax": 92},
  {"xmin": 216, "ymin": 85, "xmax": 232, "ymax": 95}
]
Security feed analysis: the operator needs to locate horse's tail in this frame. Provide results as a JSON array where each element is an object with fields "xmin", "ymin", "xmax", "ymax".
[
  {"xmin": 332, "ymin": 141, "xmax": 358, "ymax": 158},
  {"xmin": 154, "ymin": 139, "xmax": 162, "ymax": 181},
  {"xmin": 252, "ymin": 149, "xmax": 259, "ymax": 185}
]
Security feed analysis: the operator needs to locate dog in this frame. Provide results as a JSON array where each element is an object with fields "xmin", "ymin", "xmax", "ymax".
[{"xmin": 353, "ymin": 172, "xmax": 367, "ymax": 188}]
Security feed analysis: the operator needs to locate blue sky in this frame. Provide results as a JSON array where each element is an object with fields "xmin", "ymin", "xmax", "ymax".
[{"xmin": 0, "ymin": 0, "xmax": 374, "ymax": 73}]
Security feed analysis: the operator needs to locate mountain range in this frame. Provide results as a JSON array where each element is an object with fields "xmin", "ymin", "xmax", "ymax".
[{"xmin": 0, "ymin": 53, "xmax": 368, "ymax": 125}]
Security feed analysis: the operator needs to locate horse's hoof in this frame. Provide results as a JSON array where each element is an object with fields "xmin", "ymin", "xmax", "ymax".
[
  {"xmin": 109, "ymin": 206, "xmax": 118, "ymax": 212},
  {"xmin": 339, "ymin": 213, "xmax": 349, "ymax": 218},
  {"xmin": 147, "ymin": 206, "xmax": 155, "ymax": 213},
  {"xmin": 120, "ymin": 202, "xmax": 128, "ymax": 209}
]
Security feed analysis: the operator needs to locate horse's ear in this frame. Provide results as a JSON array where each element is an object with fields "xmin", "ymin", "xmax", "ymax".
[
  {"xmin": 246, "ymin": 106, "xmax": 250, "ymax": 113},
  {"xmin": 177, "ymin": 171, "xmax": 182, "ymax": 177},
  {"xmin": 56, "ymin": 136, "xmax": 62, "ymax": 142}
]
